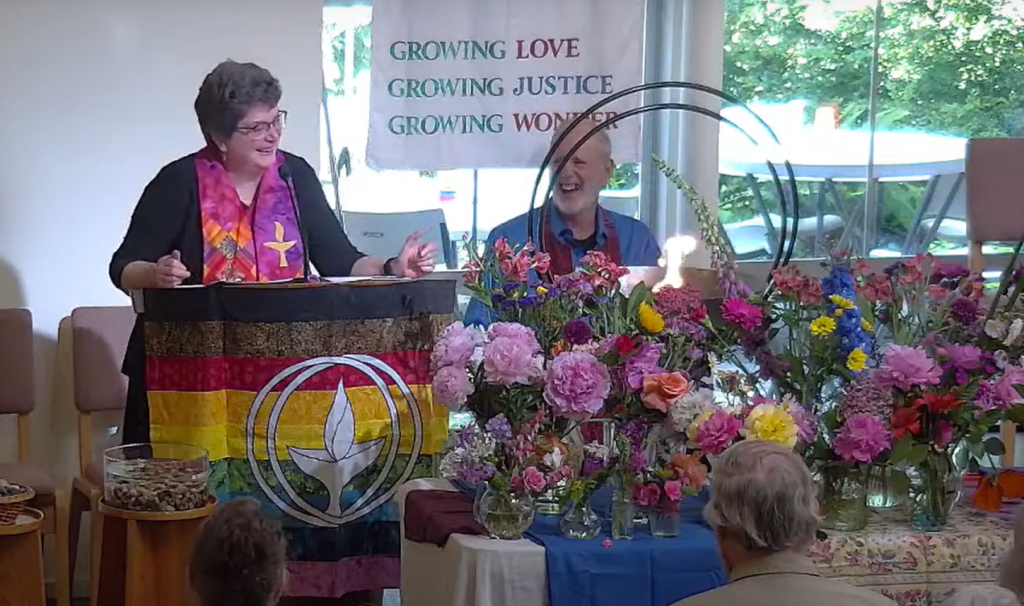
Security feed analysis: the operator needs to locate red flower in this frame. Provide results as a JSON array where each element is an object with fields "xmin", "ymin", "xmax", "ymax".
[
  {"xmin": 891, "ymin": 408, "xmax": 922, "ymax": 439},
  {"xmin": 532, "ymin": 253, "xmax": 551, "ymax": 275},
  {"xmin": 914, "ymin": 393, "xmax": 959, "ymax": 415},
  {"xmin": 614, "ymin": 335, "xmax": 636, "ymax": 357},
  {"xmin": 493, "ymin": 238, "xmax": 514, "ymax": 261}
]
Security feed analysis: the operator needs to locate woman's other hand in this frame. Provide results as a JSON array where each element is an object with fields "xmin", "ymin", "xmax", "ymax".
[
  {"xmin": 153, "ymin": 250, "xmax": 191, "ymax": 287},
  {"xmin": 393, "ymin": 232, "xmax": 438, "ymax": 278}
]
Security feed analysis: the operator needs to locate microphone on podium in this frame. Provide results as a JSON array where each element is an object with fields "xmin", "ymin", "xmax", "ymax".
[{"xmin": 278, "ymin": 163, "xmax": 312, "ymax": 282}]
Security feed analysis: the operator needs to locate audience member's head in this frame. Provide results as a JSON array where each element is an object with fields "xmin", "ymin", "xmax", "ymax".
[
  {"xmin": 548, "ymin": 116, "xmax": 614, "ymax": 220},
  {"xmin": 998, "ymin": 505, "xmax": 1024, "ymax": 601},
  {"xmin": 704, "ymin": 440, "xmax": 820, "ymax": 572},
  {"xmin": 189, "ymin": 498, "xmax": 287, "ymax": 606}
]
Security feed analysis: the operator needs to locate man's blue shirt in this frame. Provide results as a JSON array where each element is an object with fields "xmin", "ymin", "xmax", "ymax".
[{"xmin": 463, "ymin": 205, "xmax": 661, "ymax": 326}]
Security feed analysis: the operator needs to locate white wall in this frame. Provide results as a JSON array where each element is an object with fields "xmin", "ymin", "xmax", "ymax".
[{"xmin": 0, "ymin": 0, "xmax": 323, "ymax": 590}]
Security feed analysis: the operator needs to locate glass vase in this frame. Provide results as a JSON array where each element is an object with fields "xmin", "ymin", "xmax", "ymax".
[
  {"xmin": 865, "ymin": 465, "xmax": 903, "ymax": 510},
  {"xmin": 905, "ymin": 452, "xmax": 963, "ymax": 532},
  {"xmin": 478, "ymin": 484, "xmax": 535, "ymax": 540},
  {"xmin": 560, "ymin": 498, "xmax": 601, "ymax": 539},
  {"xmin": 535, "ymin": 477, "xmax": 569, "ymax": 516},
  {"xmin": 649, "ymin": 500, "xmax": 681, "ymax": 538},
  {"xmin": 611, "ymin": 488, "xmax": 636, "ymax": 540},
  {"xmin": 818, "ymin": 465, "xmax": 868, "ymax": 532}
]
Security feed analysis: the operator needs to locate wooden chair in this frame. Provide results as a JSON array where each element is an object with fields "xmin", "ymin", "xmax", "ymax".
[
  {"xmin": 966, "ymin": 138, "xmax": 1024, "ymax": 468},
  {"xmin": 66, "ymin": 306, "xmax": 134, "ymax": 606},
  {"xmin": 0, "ymin": 308, "xmax": 71, "ymax": 606}
]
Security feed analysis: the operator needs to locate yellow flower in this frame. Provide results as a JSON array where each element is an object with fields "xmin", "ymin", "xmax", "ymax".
[
  {"xmin": 861, "ymin": 318, "xmax": 873, "ymax": 332},
  {"xmin": 743, "ymin": 404, "xmax": 798, "ymax": 448},
  {"xmin": 846, "ymin": 347, "xmax": 868, "ymax": 372},
  {"xmin": 638, "ymin": 302, "xmax": 665, "ymax": 334},
  {"xmin": 687, "ymin": 409, "xmax": 715, "ymax": 441},
  {"xmin": 834, "ymin": 309, "xmax": 843, "ymax": 317},
  {"xmin": 809, "ymin": 316, "xmax": 836, "ymax": 337},
  {"xmin": 536, "ymin": 286, "xmax": 548, "ymax": 295},
  {"xmin": 829, "ymin": 295, "xmax": 855, "ymax": 310}
]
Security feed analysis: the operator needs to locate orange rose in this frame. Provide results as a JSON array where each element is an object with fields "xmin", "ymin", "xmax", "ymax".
[
  {"xmin": 669, "ymin": 453, "xmax": 708, "ymax": 489},
  {"xmin": 640, "ymin": 372, "xmax": 691, "ymax": 414}
]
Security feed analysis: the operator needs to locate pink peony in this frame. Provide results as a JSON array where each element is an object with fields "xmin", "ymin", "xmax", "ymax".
[
  {"xmin": 721, "ymin": 298, "xmax": 764, "ymax": 331},
  {"xmin": 544, "ymin": 351, "xmax": 611, "ymax": 421},
  {"xmin": 431, "ymin": 321, "xmax": 479, "ymax": 370},
  {"xmin": 431, "ymin": 365, "xmax": 474, "ymax": 410},
  {"xmin": 482, "ymin": 337, "xmax": 543, "ymax": 386},
  {"xmin": 622, "ymin": 342, "xmax": 664, "ymax": 392},
  {"xmin": 995, "ymin": 365, "xmax": 1024, "ymax": 408},
  {"xmin": 522, "ymin": 466, "xmax": 547, "ymax": 493},
  {"xmin": 693, "ymin": 409, "xmax": 743, "ymax": 456},
  {"xmin": 873, "ymin": 345, "xmax": 942, "ymax": 391},
  {"xmin": 487, "ymin": 322, "xmax": 541, "ymax": 350},
  {"xmin": 833, "ymin": 413, "xmax": 890, "ymax": 464},
  {"xmin": 943, "ymin": 344, "xmax": 984, "ymax": 370},
  {"xmin": 663, "ymin": 480, "xmax": 683, "ymax": 502}
]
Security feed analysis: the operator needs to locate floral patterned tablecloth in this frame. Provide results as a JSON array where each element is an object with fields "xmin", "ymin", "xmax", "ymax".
[{"xmin": 808, "ymin": 507, "xmax": 1015, "ymax": 606}]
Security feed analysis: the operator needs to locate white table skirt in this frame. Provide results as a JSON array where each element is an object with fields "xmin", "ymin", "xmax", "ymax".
[{"xmin": 395, "ymin": 478, "xmax": 548, "ymax": 606}]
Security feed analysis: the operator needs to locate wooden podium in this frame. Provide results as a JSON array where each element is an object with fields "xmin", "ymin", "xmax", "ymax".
[{"xmin": 127, "ymin": 279, "xmax": 456, "ymax": 599}]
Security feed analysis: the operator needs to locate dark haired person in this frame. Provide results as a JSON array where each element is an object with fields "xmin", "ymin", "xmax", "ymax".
[
  {"xmin": 189, "ymin": 499, "xmax": 287, "ymax": 606},
  {"xmin": 110, "ymin": 60, "xmax": 437, "ymax": 444}
]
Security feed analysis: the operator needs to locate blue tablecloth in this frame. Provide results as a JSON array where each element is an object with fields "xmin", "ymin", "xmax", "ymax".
[{"xmin": 525, "ymin": 486, "xmax": 727, "ymax": 606}]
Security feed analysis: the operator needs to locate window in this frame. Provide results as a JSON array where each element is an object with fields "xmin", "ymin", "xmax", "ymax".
[
  {"xmin": 320, "ymin": 5, "xmax": 642, "ymax": 268},
  {"xmin": 720, "ymin": 0, "xmax": 1024, "ymax": 260}
]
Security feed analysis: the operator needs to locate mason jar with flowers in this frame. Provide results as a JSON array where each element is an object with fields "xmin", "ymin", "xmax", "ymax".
[{"xmin": 633, "ymin": 452, "xmax": 707, "ymax": 538}]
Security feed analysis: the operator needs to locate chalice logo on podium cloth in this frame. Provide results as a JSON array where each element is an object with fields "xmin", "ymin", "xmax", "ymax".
[{"xmin": 245, "ymin": 355, "xmax": 424, "ymax": 527}]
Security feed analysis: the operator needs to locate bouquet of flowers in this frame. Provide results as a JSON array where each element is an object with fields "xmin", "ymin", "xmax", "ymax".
[
  {"xmin": 684, "ymin": 396, "xmax": 812, "ymax": 458},
  {"xmin": 631, "ymin": 451, "xmax": 708, "ymax": 537}
]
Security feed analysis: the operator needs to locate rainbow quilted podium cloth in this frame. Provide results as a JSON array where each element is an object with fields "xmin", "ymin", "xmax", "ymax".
[
  {"xmin": 142, "ymin": 281, "xmax": 455, "ymax": 597},
  {"xmin": 808, "ymin": 507, "xmax": 1014, "ymax": 606}
]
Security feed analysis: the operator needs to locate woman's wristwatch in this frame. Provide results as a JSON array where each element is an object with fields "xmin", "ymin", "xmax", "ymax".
[{"xmin": 383, "ymin": 257, "xmax": 399, "ymax": 277}]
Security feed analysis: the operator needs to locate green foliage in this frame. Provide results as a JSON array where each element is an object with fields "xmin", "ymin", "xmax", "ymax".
[
  {"xmin": 325, "ymin": 22, "xmax": 372, "ymax": 95},
  {"xmin": 721, "ymin": 0, "xmax": 1024, "ymax": 254}
]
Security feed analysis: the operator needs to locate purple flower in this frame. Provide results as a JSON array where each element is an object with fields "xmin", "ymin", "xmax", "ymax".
[
  {"xmin": 833, "ymin": 413, "xmax": 890, "ymax": 464},
  {"xmin": 994, "ymin": 365, "xmax": 1024, "ymax": 408},
  {"xmin": 931, "ymin": 262, "xmax": 970, "ymax": 283},
  {"xmin": 629, "ymin": 447, "xmax": 648, "ymax": 475},
  {"xmin": 459, "ymin": 461, "xmax": 496, "ymax": 484},
  {"xmin": 786, "ymin": 404, "xmax": 817, "ymax": 443},
  {"xmin": 431, "ymin": 321, "xmax": 479, "ymax": 370},
  {"xmin": 873, "ymin": 345, "xmax": 942, "ymax": 391},
  {"xmin": 840, "ymin": 374, "xmax": 894, "ymax": 423},
  {"xmin": 432, "ymin": 366, "xmax": 474, "ymax": 410},
  {"xmin": 563, "ymin": 318, "xmax": 593, "ymax": 346},
  {"xmin": 941, "ymin": 344, "xmax": 984, "ymax": 385},
  {"xmin": 485, "ymin": 414, "xmax": 513, "ymax": 441},
  {"xmin": 544, "ymin": 351, "xmax": 611, "ymax": 421},
  {"xmin": 482, "ymin": 324, "xmax": 543, "ymax": 386},
  {"xmin": 950, "ymin": 297, "xmax": 980, "ymax": 325},
  {"xmin": 622, "ymin": 342, "xmax": 664, "ymax": 392},
  {"xmin": 975, "ymin": 381, "xmax": 1001, "ymax": 412}
]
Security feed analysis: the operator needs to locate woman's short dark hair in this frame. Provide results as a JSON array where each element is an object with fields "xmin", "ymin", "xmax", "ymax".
[
  {"xmin": 194, "ymin": 60, "xmax": 282, "ymax": 145},
  {"xmin": 189, "ymin": 498, "xmax": 287, "ymax": 606}
]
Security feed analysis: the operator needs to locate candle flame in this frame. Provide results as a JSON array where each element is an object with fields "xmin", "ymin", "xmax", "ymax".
[{"xmin": 654, "ymin": 235, "xmax": 698, "ymax": 291}]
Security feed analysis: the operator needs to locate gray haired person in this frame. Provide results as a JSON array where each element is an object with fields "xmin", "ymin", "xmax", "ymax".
[{"xmin": 672, "ymin": 440, "xmax": 897, "ymax": 606}]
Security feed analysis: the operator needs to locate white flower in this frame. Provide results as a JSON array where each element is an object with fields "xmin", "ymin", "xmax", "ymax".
[
  {"xmin": 583, "ymin": 441, "xmax": 608, "ymax": 461},
  {"xmin": 994, "ymin": 350, "xmax": 1010, "ymax": 370},
  {"xmin": 986, "ymin": 319, "xmax": 1008, "ymax": 339},
  {"xmin": 542, "ymin": 448, "xmax": 564, "ymax": 469},
  {"xmin": 668, "ymin": 388, "xmax": 715, "ymax": 434},
  {"xmin": 1005, "ymin": 319, "xmax": 1024, "ymax": 347}
]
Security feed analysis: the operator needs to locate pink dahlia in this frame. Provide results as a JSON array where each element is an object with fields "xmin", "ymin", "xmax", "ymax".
[
  {"xmin": 721, "ymin": 298, "xmax": 764, "ymax": 331},
  {"xmin": 693, "ymin": 409, "xmax": 743, "ymax": 456},
  {"xmin": 873, "ymin": 345, "xmax": 942, "ymax": 391},
  {"xmin": 543, "ymin": 351, "xmax": 611, "ymax": 421},
  {"xmin": 833, "ymin": 413, "xmax": 890, "ymax": 464}
]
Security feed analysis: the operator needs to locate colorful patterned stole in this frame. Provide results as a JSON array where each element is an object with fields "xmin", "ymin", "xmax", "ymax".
[
  {"xmin": 542, "ymin": 204, "xmax": 622, "ymax": 276},
  {"xmin": 195, "ymin": 148, "xmax": 306, "ymax": 283}
]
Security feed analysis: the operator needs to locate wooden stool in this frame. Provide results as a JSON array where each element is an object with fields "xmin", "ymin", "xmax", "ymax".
[
  {"xmin": 0, "ymin": 506, "xmax": 46, "ymax": 606},
  {"xmin": 96, "ymin": 499, "xmax": 217, "ymax": 606}
]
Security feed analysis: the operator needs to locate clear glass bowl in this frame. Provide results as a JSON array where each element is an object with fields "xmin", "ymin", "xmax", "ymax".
[{"xmin": 104, "ymin": 443, "xmax": 211, "ymax": 512}]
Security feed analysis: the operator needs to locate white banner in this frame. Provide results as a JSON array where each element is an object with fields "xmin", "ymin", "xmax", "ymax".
[{"xmin": 367, "ymin": 0, "xmax": 645, "ymax": 171}]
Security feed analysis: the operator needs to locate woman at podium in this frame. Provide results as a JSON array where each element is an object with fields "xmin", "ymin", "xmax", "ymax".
[{"xmin": 109, "ymin": 60, "xmax": 437, "ymax": 444}]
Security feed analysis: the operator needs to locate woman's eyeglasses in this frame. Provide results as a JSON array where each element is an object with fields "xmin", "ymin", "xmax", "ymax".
[{"xmin": 236, "ymin": 111, "xmax": 288, "ymax": 138}]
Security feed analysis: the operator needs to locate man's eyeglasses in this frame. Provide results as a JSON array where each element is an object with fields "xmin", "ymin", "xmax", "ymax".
[{"xmin": 236, "ymin": 111, "xmax": 287, "ymax": 138}]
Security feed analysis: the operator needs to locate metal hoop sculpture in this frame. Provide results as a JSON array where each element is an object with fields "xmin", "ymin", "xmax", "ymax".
[{"xmin": 526, "ymin": 81, "xmax": 801, "ymax": 271}]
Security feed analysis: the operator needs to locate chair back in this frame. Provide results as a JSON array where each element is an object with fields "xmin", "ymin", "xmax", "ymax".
[
  {"xmin": 342, "ymin": 209, "xmax": 456, "ymax": 269},
  {"xmin": 966, "ymin": 138, "xmax": 1024, "ymax": 243},
  {"xmin": 0, "ymin": 308, "xmax": 34, "ymax": 416},
  {"xmin": 70, "ymin": 306, "xmax": 133, "ymax": 414}
]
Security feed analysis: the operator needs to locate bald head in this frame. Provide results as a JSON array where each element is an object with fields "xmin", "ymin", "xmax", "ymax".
[
  {"xmin": 704, "ymin": 440, "xmax": 819, "ymax": 553},
  {"xmin": 548, "ymin": 117, "xmax": 615, "ymax": 222}
]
